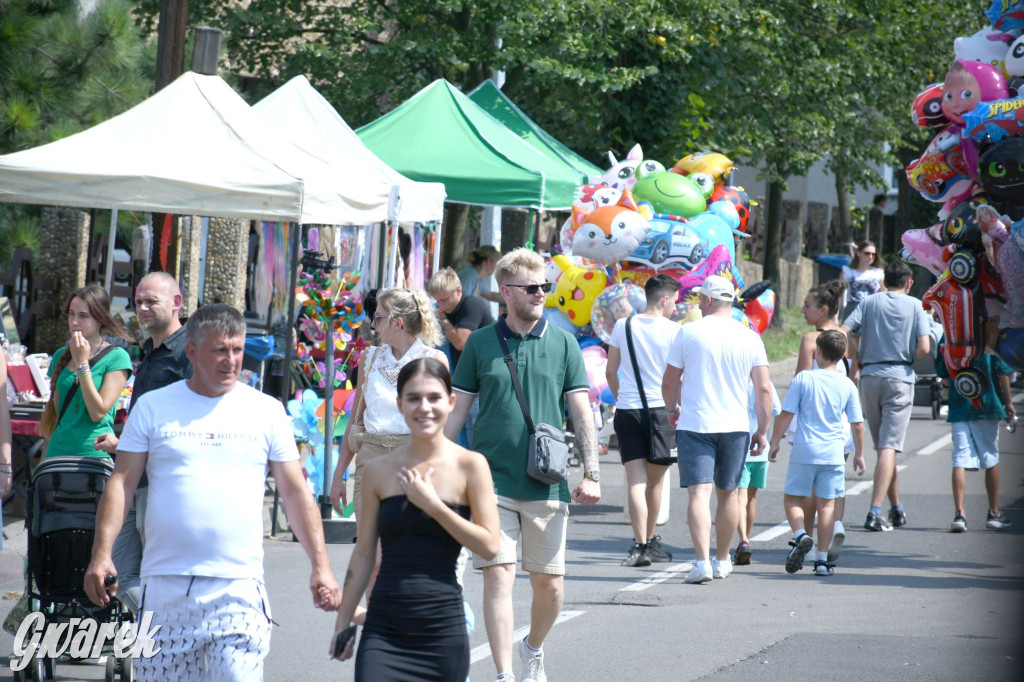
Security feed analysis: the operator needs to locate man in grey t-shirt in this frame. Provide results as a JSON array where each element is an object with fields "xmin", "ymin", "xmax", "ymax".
[{"xmin": 842, "ymin": 260, "xmax": 931, "ymax": 532}]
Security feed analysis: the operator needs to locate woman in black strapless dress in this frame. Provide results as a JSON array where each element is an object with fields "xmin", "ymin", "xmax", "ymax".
[{"xmin": 330, "ymin": 358, "xmax": 500, "ymax": 681}]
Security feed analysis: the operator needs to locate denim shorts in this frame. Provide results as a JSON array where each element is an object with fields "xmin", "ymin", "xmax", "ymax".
[
  {"xmin": 676, "ymin": 430, "xmax": 750, "ymax": 490},
  {"xmin": 951, "ymin": 420, "xmax": 1000, "ymax": 470},
  {"xmin": 783, "ymin": 462, "xmax": 846, "ymax": 499}
]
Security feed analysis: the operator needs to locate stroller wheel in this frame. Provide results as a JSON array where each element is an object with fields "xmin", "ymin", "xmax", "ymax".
[
  {"xmin": 122, "ymin": 655, "xmax": 136, "ymax": 681},
  {"xmin": 42, "ymin": 655, "xmax": 54, "ymax": 680},
  {"xmin": 30, "ymin": 655, "xmax": 45, "ymax": 681},
  {"xmin": 105, "ymin": 655, "xmax": 117, "ymax": 682}
]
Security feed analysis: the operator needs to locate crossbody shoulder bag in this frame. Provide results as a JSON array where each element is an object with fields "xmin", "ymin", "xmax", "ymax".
[
  {"xmin": 495, "ymin": 327, "xmax": 569, "ymax": 485},
  {"xmin": 624, "ymin": 316, "xmax": 677, "ymax": 465}
]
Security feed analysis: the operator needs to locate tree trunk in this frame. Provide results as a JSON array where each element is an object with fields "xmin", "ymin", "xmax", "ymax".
[
  {"xmin": 763, "ymin": 180, "xmax": 785, "ymax": 329},
  {"xmin": 155, "ymin": 0, "xmax": 189, "ymax": 92},
  {"xmin": 762, "ymin": 181, "xmax": 784, "ymax": 289},
  {"xmin": 443, "ymin": 204, "xmax": 469, "ymax": 267},
  {"xmin": 834, "ymin": 166, "xmax": 853, "ymax": 245}
]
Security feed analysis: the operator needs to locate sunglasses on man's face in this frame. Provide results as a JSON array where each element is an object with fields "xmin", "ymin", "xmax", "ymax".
[{"xmin": 505, "ymin": 283, "xmax": 552, "ymax": 295}]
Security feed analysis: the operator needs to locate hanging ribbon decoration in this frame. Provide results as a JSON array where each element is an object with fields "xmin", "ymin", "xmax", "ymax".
[{"xmin": 525, "ymin": 208, "xmax": 536, "ymax": 250}]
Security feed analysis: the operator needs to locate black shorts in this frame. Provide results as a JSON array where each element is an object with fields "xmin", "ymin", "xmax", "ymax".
[{"xmin": 613, "ymin": 408, "xmax": 677, "ymax": 465}]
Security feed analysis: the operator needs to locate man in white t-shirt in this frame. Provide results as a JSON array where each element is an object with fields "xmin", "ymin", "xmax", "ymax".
[
  {"xmin": 606, "ymin": 274, "xmax": 682, "ymax": 568},
  {"xmin": 86, "ymin": 304, "xmax": 341, "ymax": 680},
  {"xmin": 661, "ymin": 276, "xmax": 773, "ymax": 584}
]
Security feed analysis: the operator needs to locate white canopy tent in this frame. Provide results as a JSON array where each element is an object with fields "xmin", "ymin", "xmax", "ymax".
[
  {"xmin": 253, "ymin": 75, "xmax": 447, "ymax": 225},
  {"xmin": 0, "ymin": 71, "xmax": 391, "ymax": 225}
]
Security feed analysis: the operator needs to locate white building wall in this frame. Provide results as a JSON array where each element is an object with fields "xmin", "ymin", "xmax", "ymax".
[{"xmin": 731, "ymin": 158, "xmax": 897, "ymax": 218}]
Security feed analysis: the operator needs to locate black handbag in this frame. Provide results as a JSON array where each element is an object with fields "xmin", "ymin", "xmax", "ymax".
[
  {"xmin": 624, "ymin": 316, "xmax": 677, "ymax": 466},
  {"xmin": 495, "ymin": 328, "xmax": 569, "ymax": 486}
]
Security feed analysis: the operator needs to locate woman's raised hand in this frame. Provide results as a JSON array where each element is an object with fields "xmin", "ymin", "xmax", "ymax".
[
  {"xmin": 69, "ymin": 331, "xmax": 90, "ymax": 364},
  {"xmin": 397, "ymin": 466, "xmax": 441, "ymax": 514}
]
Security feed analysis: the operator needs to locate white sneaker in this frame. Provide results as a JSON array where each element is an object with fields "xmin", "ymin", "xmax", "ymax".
[
  {"xmin": 712, "ymin": 557, "xmax": 733, "ymax": 579},
  {"xmin": 684, "ymin": 562, "xmax": 713, "ymax": 584},
  {"xmin": 518, "ymin": 638, "xmax": 546, "ymax": 682},
  {"xmin": 828, "ymin": 520, "xmax": 845, "ymax": 563}
]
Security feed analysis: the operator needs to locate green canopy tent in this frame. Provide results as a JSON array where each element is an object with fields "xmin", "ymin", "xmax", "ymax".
[
  {"xmin": 467, "ymin": 80, "xmax": 603, "ymax": 181},
  {"xmin": 357, "ymin": 79, "xmax": 587, "ymax": 210}
]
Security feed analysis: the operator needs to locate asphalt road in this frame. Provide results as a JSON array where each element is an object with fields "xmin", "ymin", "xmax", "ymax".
[{"xmin": 3, "ymin": 358, "xmax": 1023, "ymax": 681}]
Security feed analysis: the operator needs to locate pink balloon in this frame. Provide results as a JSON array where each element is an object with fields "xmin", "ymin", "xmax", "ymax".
[
  {"xmin": 901, "ymin": 225, "xmax": 946, "ymax": 276},
  {"xmin": 675, "ymin": 244, "xmax": 736, "ymax": 304},
  {"xmin": 582, "ymin": 345, "xmax": 609, "ymax": 403}
]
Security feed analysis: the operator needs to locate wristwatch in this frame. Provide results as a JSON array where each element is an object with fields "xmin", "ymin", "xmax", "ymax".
[{"xmin": 584, "ymin": 469, "xmax": 601, "ymax": 483}]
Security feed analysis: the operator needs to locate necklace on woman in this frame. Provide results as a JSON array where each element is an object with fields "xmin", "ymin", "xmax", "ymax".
[{"xmin": 89, "ymin": 341, "xmax": 108, "ymax": 359}]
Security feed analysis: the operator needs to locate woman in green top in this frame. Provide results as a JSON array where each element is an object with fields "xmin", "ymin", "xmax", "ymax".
[{"xmin": 40, "ymin": 284, "xmax": 132, "ymax": 458}]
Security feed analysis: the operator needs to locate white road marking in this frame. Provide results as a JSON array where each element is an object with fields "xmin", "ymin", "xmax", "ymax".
[
  {"xmin": 618, "ymin": 562, "xmax": 694, "ymax": 592},
  {"xmin": 470, "ymin": 610, "xmax": 585, "ymax": 664},
  {"xmin": 749, "ymin": 465, "xmax": 906, "ymax": 542},
  {"xmin": 750, "ymin": 524, "xmax": 790, "ymax": 542},
  {"xmin": 845, "ymin": 480, "xmax": 873, "ymax": 496},
  {"xmin": 917, "ymin": 434, "xmax": 952, "ymax": 455}
]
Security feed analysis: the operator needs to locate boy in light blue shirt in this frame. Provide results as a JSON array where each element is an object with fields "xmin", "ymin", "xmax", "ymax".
[{"xmin": 769, "ymin": 330, "xmax": 866, "ymax": 576}]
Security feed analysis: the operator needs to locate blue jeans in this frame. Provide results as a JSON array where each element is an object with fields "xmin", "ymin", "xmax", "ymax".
[{"xmin": 111, "ymin": 486, "xmax": 148, "ymax": 615}]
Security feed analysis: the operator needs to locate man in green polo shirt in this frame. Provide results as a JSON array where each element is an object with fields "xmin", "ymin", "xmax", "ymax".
[{"xmin": 447, "ymin": 248, "xmax": 600, "ymax": 682}]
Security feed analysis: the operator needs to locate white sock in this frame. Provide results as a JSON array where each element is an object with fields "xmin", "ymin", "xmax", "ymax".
[
  {"xmin": 693, "ymin": 559, "xmax": 709, "ymax": 570},
  {"xmin": 817, "ymin": 550, "xmax": 828, "ymax": 561},
  {"xmin": 524, "ymin": 639, "xmax": 542, "ymax": 655},
  {"xmin": 793, "ymin": 531, "xmax": 807, "ymax": 542}
]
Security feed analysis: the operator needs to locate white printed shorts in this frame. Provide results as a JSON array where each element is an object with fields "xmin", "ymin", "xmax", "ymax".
[{"xmin": 137, "ymin": 575, "xmax": 273, "ymax": 681}]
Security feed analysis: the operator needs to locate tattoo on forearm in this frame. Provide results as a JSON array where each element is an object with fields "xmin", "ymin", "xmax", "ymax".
[
  {"xmin": 343, "ymin": 569, "xmax": 352, "ymax": 589},
  {"xmin": 575, "ymin": 418, "xmax": 599, "ymax": 473}
]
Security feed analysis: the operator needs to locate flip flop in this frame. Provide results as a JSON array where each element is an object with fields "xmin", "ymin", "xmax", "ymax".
[{"xmin": 734, "ymin": 542, "xmax": 752, "ymax": 565}]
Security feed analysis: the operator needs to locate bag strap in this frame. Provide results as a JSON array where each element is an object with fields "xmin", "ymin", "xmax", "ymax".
[
  {"xmin": 495, "ymin": 326, "xmax": 536, "ymax": 435},
  {"xmin": 624, "ymin": 316, "xmax": 651, "ymax": 418},
  {"xmin": 55, "ymin": 344, "xmax": 119, "ymax": 426},
  {"xmin": 353, "ymin": 346, "xmax": 381, "ymax": 423}
]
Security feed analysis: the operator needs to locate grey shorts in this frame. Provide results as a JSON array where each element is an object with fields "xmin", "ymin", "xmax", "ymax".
[
  {"xmin": 676, "ymin": 430, "xmax": 750, "ymax": 490},
  {"xmin": 860, "ymin": 375, "xmax": 914, "ymax": 453}
]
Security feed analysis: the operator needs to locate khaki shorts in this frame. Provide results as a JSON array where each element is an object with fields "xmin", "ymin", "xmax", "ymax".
[
  {"xmin": 353, "ymin": 435, "xmax": 410, "ymax": 520},
  {"xmin": 860, "ymin": 375, "xmax": 914, "ymax": 453},
  {"xmin": 472, "ymin": 495, "xmax": 569, "ymax": 575}
]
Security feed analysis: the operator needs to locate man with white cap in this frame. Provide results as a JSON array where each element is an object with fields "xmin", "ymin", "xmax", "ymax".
[{"xmin": 661, "ymin": 275, "xmax": 773, "ymax": 583}]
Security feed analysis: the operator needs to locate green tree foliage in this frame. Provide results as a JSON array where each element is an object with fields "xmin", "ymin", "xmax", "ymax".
[
  {"xmin": 132, "ymin": 0, "xmax": 717, "ymax": 165},
  {"xmin": 0, "ymin": 0, "xmax": 151, "ymax": 153},
  {"xmin": 0, "ymin": 0, "xmax": 152, "ymax": 264},
  {"xmin": 671, "ymin": 0, "xmax": 982, "ymax": 288}
]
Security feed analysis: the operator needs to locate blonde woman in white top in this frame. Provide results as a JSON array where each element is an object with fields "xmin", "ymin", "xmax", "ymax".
[
  {"xmin": 330, "ymin": 288, "xmax": 446, "ymax": 519},
  {"xmin": 328, "ymin": 288, "xmax": 446, "ymax": 618}
]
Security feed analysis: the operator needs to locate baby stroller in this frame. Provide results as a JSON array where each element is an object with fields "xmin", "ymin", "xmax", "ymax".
[
  {"xmin": 15, "ymin": 456, "xmax": 135, "ymax": 681},
  {"xmin": 913, "ymin": 324, "xmax": 947, "ymax": 420}
]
